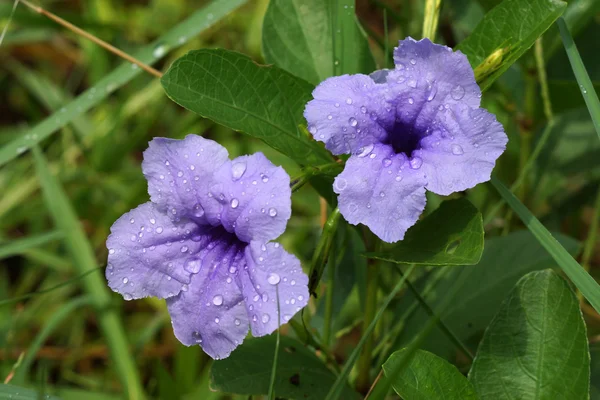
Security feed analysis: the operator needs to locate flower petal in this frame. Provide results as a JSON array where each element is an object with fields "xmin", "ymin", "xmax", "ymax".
[
  {"xmin": 304, "ymin": 74, "xmax": 394, "ymax": 155},
  {"xmin": 106, "ymin": 202, "xmax": 207, "ymax": 300},
  {"xmin": 166, "ymin": 243, "xmax": 249, "ymax": 360},
  {"xmin": 142, "ymin": 135, "xmax": 229, "ymax": 223},
  {"xmin": 390, "ymin": 37, "xmax": 481, "ymax": 108},
  {"xmin": 203, "ymin": 153, "xmax": 291, "ymax": 242},
  {"xmin": 418, "ymin": 104, "xmax": 507, "ymax": 195},
  {"xmin": 238, "ymin": 241, "xmax": 309, "ymax": 337},
  {"xmin": 334, "ymin": 143, "xmax": 428, "ymax": 243}
]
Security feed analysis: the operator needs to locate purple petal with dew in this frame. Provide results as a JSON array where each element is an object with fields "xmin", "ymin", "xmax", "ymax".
[
  {"xmin": 203, "ymin": 153, "xmax": 291, "ymax": 243},
  {"xmin": 142, "ymin": 134, "xmax": 229, "ymax": 224},
  {"xmin": 167, "ymin": 240, "xmax": 249, "ymax": 360},
  {"xmin": 106, "ymin": 202, "xmax": 207, "ymax": 300},
  {"xmin": 334, "ymin": 143, "xmax": 428, "ymax": 243},
  {"xmin": 238, "ymin": 241, "xmax": 309, "ymax": 337},
  {"xmin": 304, "ymin": 74, "xmax": 394, "ymax": 155},
  {"xmin": 418, "ymin": 103, "xmax": 508, "ymax": 196}
]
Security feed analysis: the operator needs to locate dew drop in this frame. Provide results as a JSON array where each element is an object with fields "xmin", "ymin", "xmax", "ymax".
[
  {"xmin": 349, "ymin": 117, "xmax": 358, "ymax": 127},
  {"xmin": 153, "ymin": 44, "xmax": 167, "ymax": 58},
  {"xmin": 451, "ymin": 85, "xmax": 465, "ymax": 100},
  {"xmin": 410, "ymin": 157, "xmax": 423, "ymax": 169},
  {"xmin": 234, "ymin": 318, "xmax": 241, "ymax": 326},
  {"xmin": 261, "ymin": 174, "xmax": 269, "ymax": 183},
  {"xmin": 410, "ymin": 58, "xmax": 416, "ymax": 65},
  {"xmin": 335, "ymin": 177, "xmax": 347, "ymax": 191},
  {"xmin": 262, "ymin": 314, "xmax": 270, "ymax": 323},
  {"xmin": 212, "ymin": 295, "xmax": 223, "ymax": 306},
  {"xmin": 262, "ymin": 293, "xmax": 269, "ymax": 302},
  {"xmin": 407, "ymin": 79, "xmax": 417, "ymax": 88},
  {"xmin": 335, "ymin": 102, "xmax": 340, "ymax": 108},
  {"xmin": 185, "ymin": 259, "xmax": 201, "ymax": 274},
  {"xmin": 269, "ymin": 208, "xmax": 277, "ymax": 217},
  {"xmin": 357, "ymin": 144, "xmax": 374, "ymax": 158},
  {"xmin": 267, "ymin": 273, "xmax": 281, "ymax": 285},
  {"xmin": 346, "ymin": 97, "xmax": 353, "ymax": 104},
  {"xmin": 230, "ymin": 198, "xmax": 239, "ymax": 208},
  {"xmin": 156, "ymin": 227, "xmax": 163, "ymax": 234},
  {"xmin": 290, "ymin": 280, "xmax": 296, "ymax": 286},
  {"xmin": 231, "ymin": 162, "xmax": 246, "ymax": 179},
  {"xmin": 181, "ymin": 245, "xmax": 189, "ymax": 253},
  {"xmin": 408, "ymin": 97, "xmax": 414, "ymax": 105},
  {"xmin": 214, "ymin": 317, "xmax": 220, "ymax": 324},
  {"xmin": 451, "ymin": 144, "xmax": 464, "ymax": 155},
  {"xmin": 129, "ymin": 218, "xmax": 135, "ymax": 224},
  {"xmin": 109, "ymin": 249, "xmax": 115, "ymax": 254},
  {"xmin": 192, "ymin": 331, "xmax": 202, "ymax": 343},
  {"xmin": 382, "ymin": 158, "xmax": 392, "ymax": 167},
  {"xmin": 308, "ymin": 125, "xmax": 317, "ymax": 134},
  {"xmin": 229, "ymin": 266, "xmax": 237, "ymax": 274},
  {"xmin": 427, "ymin": 84, "xmax": 437, "ymax": 101},
  {"xmin": 360, "ymin": 106, "xmax": 367, "ymax": 114},
  {"xmin": 395, "ymin": 175, "xmax": 403, "ymax": 182},
  {"xmin": 122, "ymin": 277, "xmax": 129, "ymax": 284}
]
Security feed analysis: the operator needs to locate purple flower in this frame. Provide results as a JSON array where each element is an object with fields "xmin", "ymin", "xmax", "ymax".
[
  {"xmin": 304, "ymin": 38, "xmax": 508, "ymax": 243},
  {"xmin": 106, "ymin": 135, "xmax": 308, "ymax": 359}
]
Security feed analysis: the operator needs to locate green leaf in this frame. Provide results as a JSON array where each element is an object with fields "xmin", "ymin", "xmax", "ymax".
[
  {"xmin": 0, "ymin": 384, "xmax": 61, "ymax": 400},
  {"xmin": 262, "ymin": 0, "xmax": 333, "ymax": 84},
  {"xmin": 390, "ymin": 230, "xmax": 580, "ymax": 360},
  {"xmin": 491, "ymin": 176, "xmax": 600, "ymax": 315},
  {"xmin": 365, "ymin": 198, "xmax": 484, "ymax": 266},
  {"xmin": 0, "ymin": 0, "xmax": 247, "ymax": 168},
  {"xmin": 383, "ymin": 349, "xmax": 478, "ymax": 400},
  {"xmin": 0, "ymin": 231, "xmax": 62, "ymax": 259},
  {"xmin": 332, "ymin": 0, "xmax": 376, "ymax": 76},
  {"xmin": 161, "ymin": 49, "xmax": 333, "ymax": 166},
  {"xmin": 468, "ymin": 270, "xmax": 590, "ymax": 399},
  {"xmin": 556, "ymin": 17, "xmax": 600, "ymax": 141},
  {"xmin": 210, "ymin": 335, "xmax": 359, "ymax": 400},
  {"xmin": 457, "ymin": 0, "xmax": 567, "ymax": 90}
]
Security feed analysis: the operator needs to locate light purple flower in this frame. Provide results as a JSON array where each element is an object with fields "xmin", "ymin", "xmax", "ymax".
[
  {"xmin": 106, "ymin": 135, "xmax": 308, "ymax": 359},
  {"xmin": 304, "ymin": 38, "xmax": 508, "ymax": 243}
]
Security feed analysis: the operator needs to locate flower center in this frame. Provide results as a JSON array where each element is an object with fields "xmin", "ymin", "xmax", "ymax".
[{"xmin": 385, "ymin": 119, "xmax": 425, "ymax": 158}]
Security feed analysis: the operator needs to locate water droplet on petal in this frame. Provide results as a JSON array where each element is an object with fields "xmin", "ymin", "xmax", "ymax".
[
  {"xmin": 408, "ymin": 97, "xmax": 414, "ymax": 105},
  {"xmin": 451, "ymin": 85, "xmax": 465, "ymax": 100},
  {"xmin": 122, "ymin": 277, "xmax": 129, "ymax": 284},
  {"xmin": 410, "ymin": 58, "xmax": 416, "ymax": 65},
  {"xmin": 451, "ymin": 144, "xmax": 464, "ymax": 155},
  {"xmin": 349, "ymin": 117, "xmax": 358, "ymax": 127},
  {"xmin": 234, "ymin": 318, "xmax": 241, "ymax": 326},
  {"xmin": 261, "ymin": 174, "xmax": 269, "ymax": 183},
  {"xmin": 185, "ymin": 259, "xmax": 201, "ymax": 274},
  {"xmin": 230, "ymin": 198, "xmax": 239, "ymax": 208},
  {"xmin": 269, "ymin": 208, "xmax": 277, "ymax": 217},
  {"xmin": 268, "ymin": 273, "xmax": 281, "ymax": 285},
  {"xmin": 407, "ymin": 79, "xmax": 417, "ymax": 88},
  {"xmin": 129, "ymin": 218, "xmax": 135, "ymax": 224},
  {"xmin": 346, "ymin": 97, "xmax": 353, "ymax": 105},
  {"xmin": 335, "ymin": 178, "xmax": 347, "ymax": 191},
  {"xmin": 308, "ymin": 125, "xmax": 317, "ymax": 134},
  {"xmin": 214, "ymin": 317, "xmax": 220, "ymax": 324},
  {"xmin": 192, "ymin": 331, "xmax": 202, "ymax": 343},
  {"xmin": 181, "ymin": 245, "xmax": 188, "ymax": 253},
  {"xmin": 212, "ymin": 295, "xmax": 223, "ymax": 306},
  {"xmin": 427, "ymin": 84, "xmax": 437, "ymax": 101},
  {"xmin": 231, "ymin": 162, "xmax": 246, "ymax": 179},
  {"xmin": 262, "ymin": 314, "xmax": 270, "ymax": 323},
  {"xmin": 357, "ymin": 144, "xmax": 374, "ymax": 158},
  {"xmin": 410, "ymin": 157, "xmax": 423, "ymax": 169},
  {"xmin": 290, "ymin": 280, "xmax": 296, "ymax": 286},
  {"xmin": 360, "ymin": 106, "xmax": 367, "ymax": 114},
  {"xmin": 156, "ymin": 226, "xmax": 163, "ymax": 234},
  {"xmin": 109, "ymin": 248, "xmax": 115, "ymax": 254},
  {"xmin": 382, "ymin": 158, "xmax": 392, "ymax": 167}
]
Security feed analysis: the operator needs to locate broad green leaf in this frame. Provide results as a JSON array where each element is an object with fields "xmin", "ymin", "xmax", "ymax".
[
  {"xmin": 210, "ymin": 335, "xmax": 359, "ymax": 400},
  {"xmin": 365, "ymin": 198, "xmax": 484, "ymax": 266},
  {"xmin": 457, "ymin": 0, "xmax": 567, "ymax": 90},
  {"xmin": 468, "ymin": 270, "xmax": 589, "ymax": 399},
  {"xmin": 391, "ymin": 230, "xmax": 579, "ymax": 360},
  {"xmin": 161, "ymin": 49, "xmax": 333, "ymax": 166},
  {"xmin": 332, "ymin": 0, "xmax": 376, "ymax": 76},
  {"xmin": 262, "ymin": 0, "xmax": 333, "ymax": 84},
  {"xmin": 0, "ymin": 0, "xmax": 247, "ymax": 168},
  {"xmin": 0, "ymin": 384, "xmax": 61, "ymax": 400},
  {"xmin": 383, "ymin": 349, "xmax": 478, "ymax": 400}
]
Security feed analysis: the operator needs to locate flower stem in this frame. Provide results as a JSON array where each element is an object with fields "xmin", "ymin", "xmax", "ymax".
[
  {"xmin": 323, "ymin": 246, "xmax": 337, "ymax": 347},
  {"xmin": 422, "ymin": 0, "xmax": 442, "ymax": 40},
  {"xmin": 356, "ymin": 256, "xmax": 379, "ymax": 393}
]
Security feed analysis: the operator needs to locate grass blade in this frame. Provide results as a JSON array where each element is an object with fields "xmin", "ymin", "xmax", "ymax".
[
  {"xmin": 0, "ymin": 231, "xmax": 62, "ymax": 259},
  {"xmin": 11, "ymin": 296, "xmax": 93, "ymax": 384},
  {"xmin": 0, "ymin": 0, "xmax": 247, "ymax": 168},
  {"xmin": 491, "ymin": 175, "xmax": 600, "ymax": 314},
  {"xmin": 325, "ymin": 264, "xmax": 416, "ymax": 400},
  {"xmin": 31, "ymin": 147, "xmax": 145, "ymax": 399},
  {"xmin": 556, "ymin": 17, "xmax": 600, "ymax": 140}
]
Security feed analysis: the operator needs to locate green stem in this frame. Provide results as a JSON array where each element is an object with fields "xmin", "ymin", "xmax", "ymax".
[
  {"xmin": 396, "ymin": 266, "xmax": 474, "ymax": 361},
  {"xmin": 422, "ymin": 0, "xmax": 442, "ymax": 40},
  {"xmin": 291, "ymin": 162, "xmax": 342, "ymax": 193},
  {"xmin": 308, "ymin": 208, "xmax": 342, "ymax": 296},
  {"xmin": 534, "ymin": 38, "xmax": 553, "ymax": 121},
  {"xmin": 323, "ymin": 248, "xmax": 337, "ymax": 347},
  {"xmin": 325, "ymin": 265, "xmax": 416, "ymax": 400},
  {"xmin": 582, "ymin": 186, "xmax": 600, "ymax": 272},
  {"xmin": 267, "ymin": 286, "xmax": 281, "ymax": 400},
  {"xmin": 356, "ymin": 262, "xmax": 379, "ymax": 393}
]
